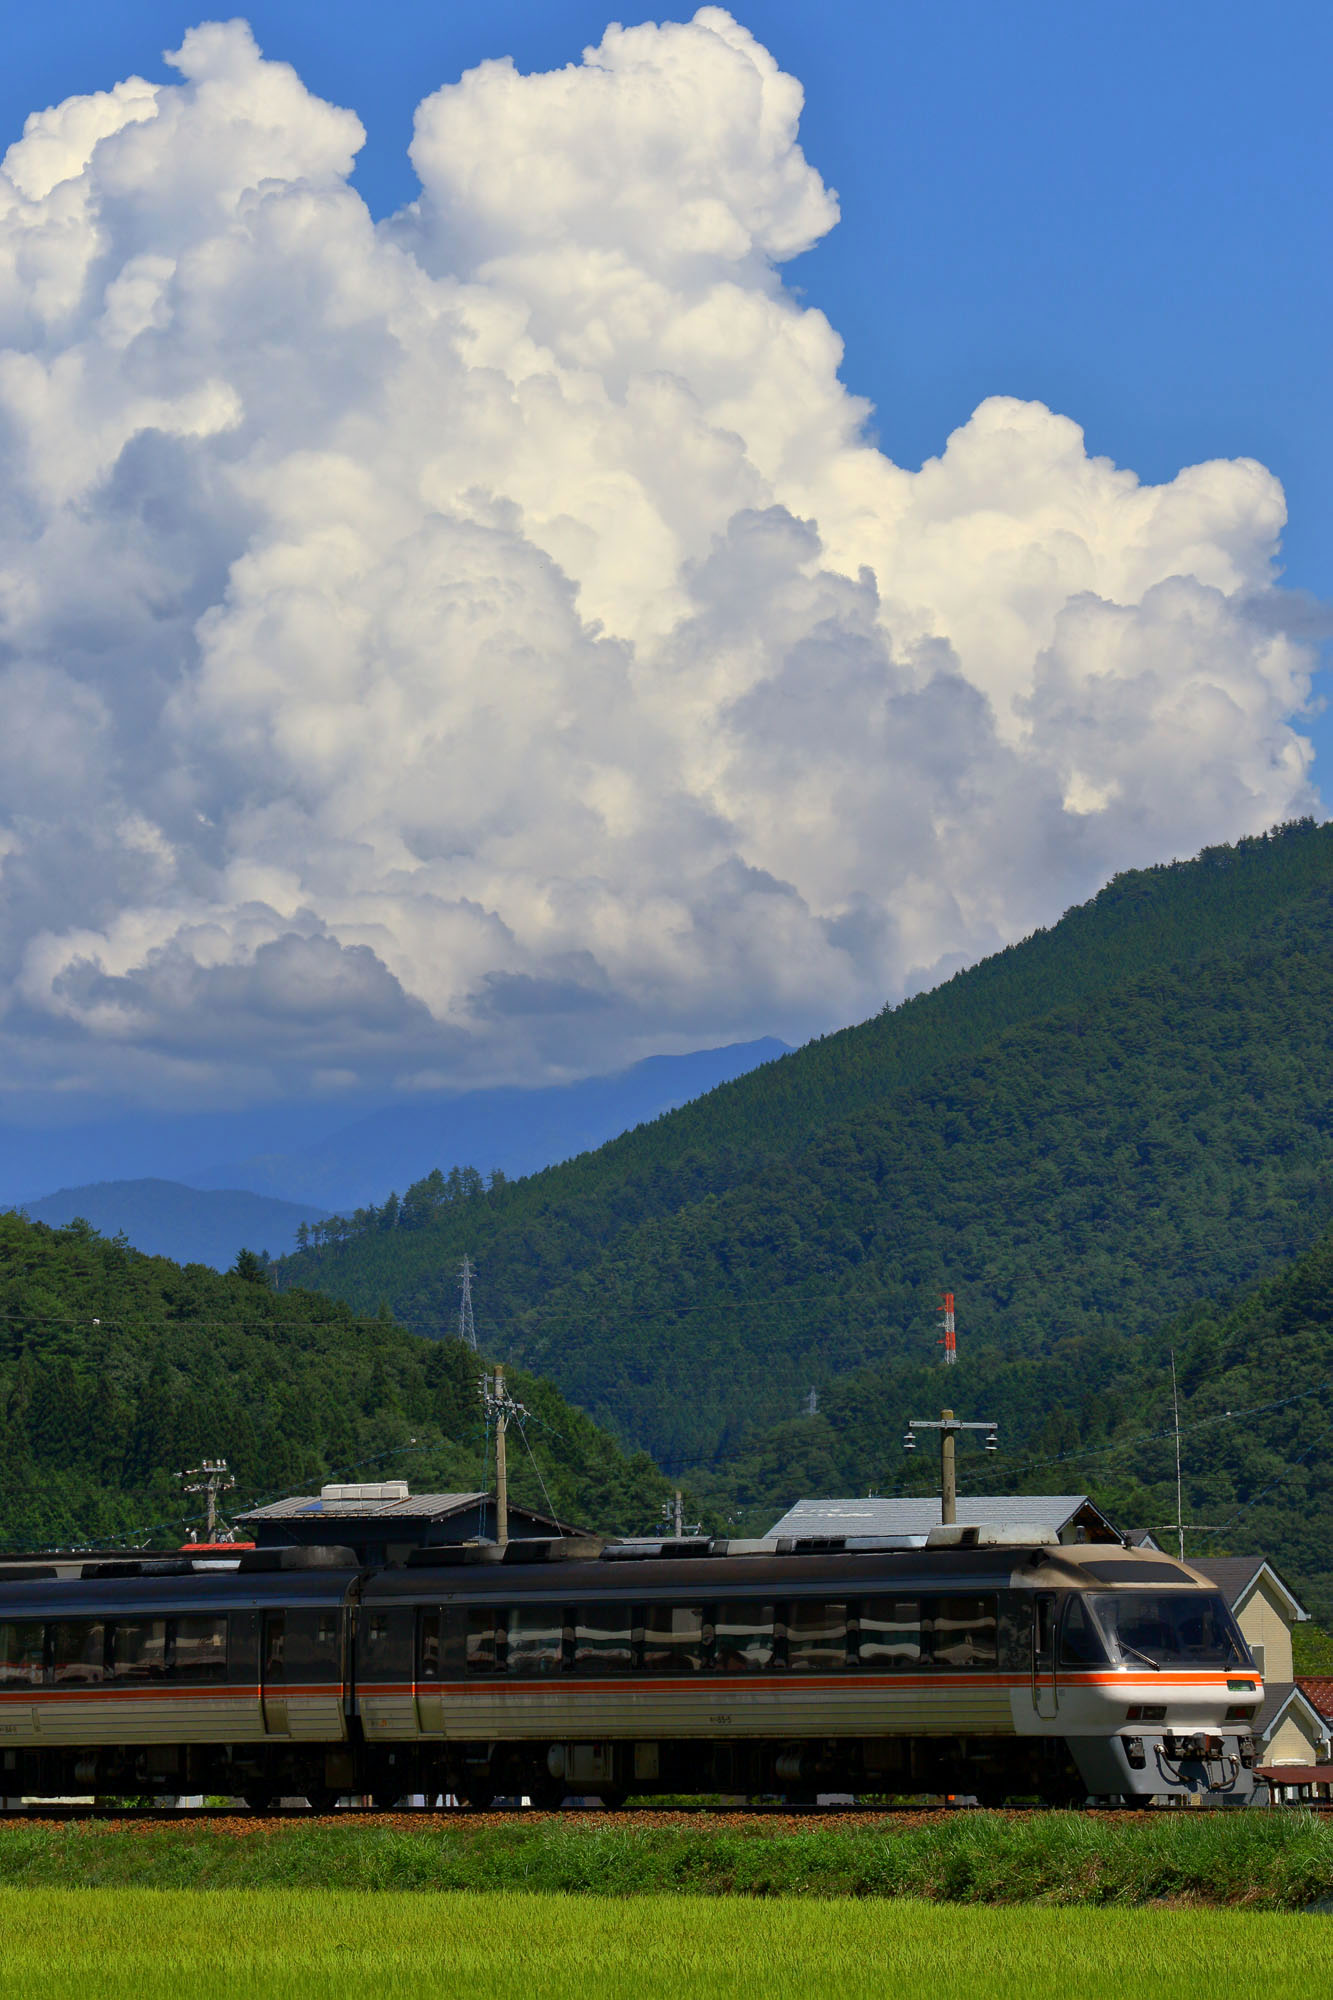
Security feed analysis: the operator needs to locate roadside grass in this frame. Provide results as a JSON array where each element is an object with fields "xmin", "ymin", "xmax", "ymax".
[
  {"xmin": 0, "ymin": 1810, "xmax": 1330, "ymax": 1906},
  {"xmin": 0, "ymin": 1888, "xmax": 1330, "ymax": 2000}
]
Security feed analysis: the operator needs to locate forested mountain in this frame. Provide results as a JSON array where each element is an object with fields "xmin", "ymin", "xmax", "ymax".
[
  {"xmin": 278, "ymin": 819, "xmax": 1333, "ymax": 1476},
  {"xmin": 0, "ymin": 1211, "xmax": 674, "ymax": 1551},
  {"xmin": 697, "ymin": 1221, "xmax": 1333, "ymax": 1624}
]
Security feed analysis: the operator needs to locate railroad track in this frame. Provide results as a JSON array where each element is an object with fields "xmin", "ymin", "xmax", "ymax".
[{"xmin": 2, "ymin": 1798, "xmax": 1314, "ymax": 1821}]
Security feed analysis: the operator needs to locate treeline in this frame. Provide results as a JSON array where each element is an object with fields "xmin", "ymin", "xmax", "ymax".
[
  {"xmin": 0, "ymin": 1211, "xmax": 677, "ymax": 1551},
  {"xmin": 279, "ymin": 819, "xmax": 1333, "ymax": 1471},
  {"xmin": 295, "ymin": 1164, "xmax": 508, "ymax": 1251}
]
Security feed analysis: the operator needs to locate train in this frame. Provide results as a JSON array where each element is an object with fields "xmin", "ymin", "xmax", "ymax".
[{"xmin": 0, "ymin": 1523, "xmax": 1263, "ymax": 1807}]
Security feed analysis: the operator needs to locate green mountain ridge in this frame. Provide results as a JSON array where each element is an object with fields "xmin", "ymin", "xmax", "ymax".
[
  {"xmin": 279, "ymin": 819, "xmax": 1333, "ymax": 1476},
  {"xmin": 0, "ymin": 1212, "xmax": 675, "ymax": 1550}
]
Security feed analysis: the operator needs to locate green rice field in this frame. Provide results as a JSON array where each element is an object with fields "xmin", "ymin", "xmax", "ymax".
[{"xmin": 0, "ymin": 1887, "xmax": 1326, "ymax": 2000}]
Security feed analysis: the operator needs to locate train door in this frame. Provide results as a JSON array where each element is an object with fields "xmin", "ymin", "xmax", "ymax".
[
  {"xmin": 1031, "ymin": 1592, "xmax": 1058, "ymax": 1718},
  {"xmin": 261, "ymin": 1611, "xmax": 289, "ymax": 1735}
]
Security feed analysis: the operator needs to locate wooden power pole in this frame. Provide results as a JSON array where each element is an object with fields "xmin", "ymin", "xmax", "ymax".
[
  {"xmin": 493, "ymin": 1365, "xmax": 509, "ymax": 1547},
  {"xmin": 904, "ymin": 1410, "xmax": 998, "ymax": 1524}
]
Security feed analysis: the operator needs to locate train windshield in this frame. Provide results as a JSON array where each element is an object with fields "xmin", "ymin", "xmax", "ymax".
[{"xmin": 1089, "ymin": 1592, "xmax": 1251, "ymax": 1671}]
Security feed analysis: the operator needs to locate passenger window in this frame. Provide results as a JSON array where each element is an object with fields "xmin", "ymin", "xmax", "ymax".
[
  {"xmin": 109, "ymin": 1619, "xmax": 167, "ymax": 1680},
  {"xmin": 51, "ymin": 1620, "xmax": 105, "ymax": 1685},
  {"xmin": 264, "ymin": 1613, "xmax": 286, "ymax": 1676},
  {"xmin": 931, "ymin": 1595, "xmax": 998, "ymax": 1668},
  {"xmin": 0, "ymin": 1622, "xmax": 44, "ymax": 1687},
  {"xmin": 419, "ymin": 1611, "xmax": 441, "ymax": 1681},
  {"xmin": 715, "ymin": 1601, "xmax": 774, "ymax": 1672},
  {"xmin": 466, "ymin": 1608, "xmax": 497, "ymax": 1675},
  {"xmin": 860, "ymin": 1598, "xmax": 924, "ymax": 1668},
  {"xmin": 788, "ymin": 1601, "xmax": 848, "ymax": 1673},
  {"xmin": 642, "ymin": 1605, "xmax": 706, "ymax": 1674},
  {"xmin": 173, "ymin": 1616, "xmax": 228, "ymax": 1680},
  {"xmin": 506, "ymin": 1606, "xmax": 562, "ymax": 1676},
  {"xmin": 574, "ymin": 1606, "xmax": 633, "ymax": 1674}
]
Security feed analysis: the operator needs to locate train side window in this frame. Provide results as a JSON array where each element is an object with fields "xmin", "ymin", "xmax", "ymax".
[
  {"xmin": 573, "ymin": 1605, "xmax": 633, "ymax": 1674},
  {"xmin": 285, "ymin": 1609, "xmax": 342, "ymax": 1682},
  {"xmin": 108, "ymin": 1619, "xmax": 168, "ymax": 1680},
  {"xmin": 172, "ymin": 1616, "xmax": 228, "ymax": 1679},
  {"xmin": 714, "ymin": 1601, "xmax": 774, "ymax": 1672},
  {"xmin": 642, "ymin": 1605, "xmax": 706, "ymax": 1674},
  {"xmin": 51, "ymin": 1620, "xmax": 105, "ymax": 1685},
  {"xmin": 860, "ymin": 1598, "xmax": 924, "ymax": 1669},
  {"xmin": 466, "ymin": 1608, "xmax": 498, "ymax": 1675},
  {"xmin": 0, "ymin": 1622, "xmax": 43, "ymax": 1687},
  {"xmin": 931, "ymin": 1596, "xmax": 998, "ymax": 1668},
  {"xmin": 506, "ymin": 1605, "xmax": 562, "ymax": 1676},
  {"xmin": 419, "ymin": 1611, "xmax": 441, "ymax": 1681},
  {"xmin": 1059, "ymin": 1595, "xmax": 1109, "ymax": 1667},
  {"xmin": 787, "ymin": 1601, "xmax": 847, "ymax": 1673}
]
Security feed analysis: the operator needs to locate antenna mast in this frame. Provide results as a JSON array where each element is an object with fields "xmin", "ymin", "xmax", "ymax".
[
  {"xmin": 938, "ymin": 1291, "xmax": 957, "ymax": 1366},
  {"xmin": 458, "ymin": 1255, "xmax": 478, "ymax": 1351}
]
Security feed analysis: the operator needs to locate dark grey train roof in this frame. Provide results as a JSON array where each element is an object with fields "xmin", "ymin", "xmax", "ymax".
[
  {"xmin": 0, "ymin": 1567, "xmax": 359, "ymax": 1620},
  {"xmin": 364, "ymin": 1545, "xmax": 1063, "ymax": 1603}
]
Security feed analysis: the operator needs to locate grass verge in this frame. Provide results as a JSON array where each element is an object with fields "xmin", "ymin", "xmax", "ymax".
[
  {"xmin": 0, "ymin": 1887, "xmax": 1329, "ymax": 1999},
  {"xmin": 0, "ymin": 1810, "xmax": 1330, "ymax": 1905}
]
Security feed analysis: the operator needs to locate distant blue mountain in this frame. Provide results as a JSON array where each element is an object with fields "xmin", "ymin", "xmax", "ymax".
[
  {"xmin": 21, "ymin": 1179, "xmax": 329, "ymax": 1271},
  {"xmin": 189, "ymin": 1038, "xmax": 789, "ymax": 1212}
]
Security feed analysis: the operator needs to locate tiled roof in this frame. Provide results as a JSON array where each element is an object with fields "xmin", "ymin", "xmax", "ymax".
[{"xmin": 1298, "ymin": 1677, "xmax": 1333, "ymax": 1720}]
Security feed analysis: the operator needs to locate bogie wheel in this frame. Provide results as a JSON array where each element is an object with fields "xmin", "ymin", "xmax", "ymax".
[
  {"xmin": 595, "ymin": 1788, "xmax": 627, "ymax": 1811},
  {"xmin": 305, "ymin": 1788, "xmax": 340, "ymax": 1814},
  {"xmin": 243, "ymin": 1792, "xmax": 275, "ymax": 1815}
]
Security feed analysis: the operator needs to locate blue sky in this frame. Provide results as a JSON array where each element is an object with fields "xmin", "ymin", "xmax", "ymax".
[{"xmin": 9, "ymin": 0, "xmax": 1329, "ymax": 747}]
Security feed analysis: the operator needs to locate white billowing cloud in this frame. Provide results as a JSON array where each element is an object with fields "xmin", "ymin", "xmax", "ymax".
[{"xmin": 0, "ymin": 9, "xmax": 1318, "ymax": 1107}]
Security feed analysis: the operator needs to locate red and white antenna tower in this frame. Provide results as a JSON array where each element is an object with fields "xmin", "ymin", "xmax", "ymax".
[{"xmin": 938, "ymin": 1291, "xmax": 957, "ymax": 1366}]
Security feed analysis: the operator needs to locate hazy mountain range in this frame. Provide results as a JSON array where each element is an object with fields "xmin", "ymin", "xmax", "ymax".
[{"xmin": 9, "ymin": 1038, "xmax": 786, "ymax": 1267}]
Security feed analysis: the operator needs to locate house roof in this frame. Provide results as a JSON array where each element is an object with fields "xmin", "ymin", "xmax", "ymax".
[
  {"xmin": 236, "ymin": 1490, "xmax": 570, "ymax": 1532},
  {"xmin": 1185, "ymin": 1558, "xmax": 1310, "ymax": 1623},
  {"xmin": 1256, "ymin": 1680, "xmax": 1332, "ymax": 1743},
  {"xmin": 1298, "ymin": 1677, "xmax": 1333, "ymax": 1721},
  {"xmin": 765, "ymin": 1494, "xmax": 1118, "ymax": 1540}
]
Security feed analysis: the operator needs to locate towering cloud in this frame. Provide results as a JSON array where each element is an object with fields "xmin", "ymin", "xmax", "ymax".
[{"xmin": 0, "ymin": 10, "xmax": 1316, "ymax": 1106}]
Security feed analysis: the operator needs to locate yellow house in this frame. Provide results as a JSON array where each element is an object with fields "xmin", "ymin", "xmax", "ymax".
[{"xmin": 1188, "ymin": 1558, "xmax": 1329, "ymax": 1769}]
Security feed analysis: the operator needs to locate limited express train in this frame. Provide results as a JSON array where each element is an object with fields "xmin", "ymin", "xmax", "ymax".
[{"xmin": 0, "ymin": 1525, "xmax": 1263, "ymax": 1806}]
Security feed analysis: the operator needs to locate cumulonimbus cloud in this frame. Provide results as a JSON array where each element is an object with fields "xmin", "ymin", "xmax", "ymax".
[{"xmin": 0, "ymin": 9, "xmax": 1318, "ymax": 1106}]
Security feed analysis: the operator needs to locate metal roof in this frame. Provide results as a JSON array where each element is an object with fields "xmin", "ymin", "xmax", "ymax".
[
  {"xmin": 766, "ymin": 1495, "xmax": 1114, "ymax": 1540},
  {"xmin": 237, "ymin": 1491, "xmax": 487, "ymax": 1522}
]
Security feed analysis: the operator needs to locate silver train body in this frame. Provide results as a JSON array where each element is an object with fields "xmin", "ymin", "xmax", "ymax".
[{"xmin": 0, "ymin": 1533, "xmax": 1262, "ymax": 1806}]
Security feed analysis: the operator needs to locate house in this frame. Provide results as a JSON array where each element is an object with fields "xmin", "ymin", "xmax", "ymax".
[
  {"xmin": 1180, "ymin": 1558, "xmax": 1327, "ymax": 1776},
  {"xmin": 765, "ymin": 1494, "xmax": 1121, "ymax": 1545},
  {"xmin": 235, "ymin": 1482, "xmax": 579, "ymax": 1565}
]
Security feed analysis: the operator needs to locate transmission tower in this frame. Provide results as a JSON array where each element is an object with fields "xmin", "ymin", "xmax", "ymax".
[{"xmin": 458, "ymin": 1255, "xmax": 478, "ymax": 1351}]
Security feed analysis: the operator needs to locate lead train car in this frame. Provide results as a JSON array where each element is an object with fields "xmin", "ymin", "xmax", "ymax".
[{"xmin": 0, "ymin": 1535, "xmax": 1262, "ymax": 1806}]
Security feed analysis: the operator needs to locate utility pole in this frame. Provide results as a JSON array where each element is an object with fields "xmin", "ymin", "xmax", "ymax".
[
  {"xmin": 458, "ymin": 1256, "xmax": 478, "ymax": 1351},
  {"xmin": 903, "ymin": 1410, "xmax": 997, "ymax": 1525},
  {"xmin": 178, "ymin": 1459, "xmax": 235, "ymax": 1543},
  {"xmin": 938, "ymin": 1291, "xmax": 957, "ymax": 1365},
  {"xmin": 1170, "ymin": 1348, "xmax": 1184, "ymax": 1562},
  {"xmin": 493, "ymin": 1365, "xmax": 509, "ymax": 1546}
]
